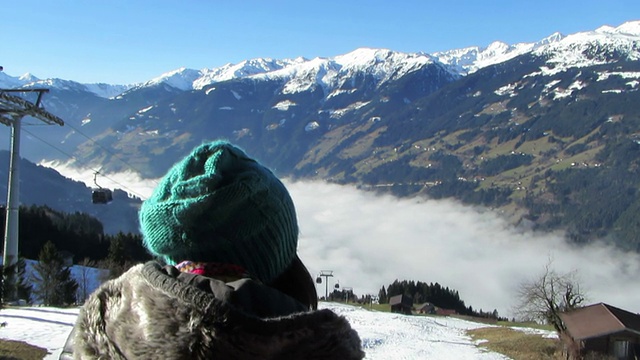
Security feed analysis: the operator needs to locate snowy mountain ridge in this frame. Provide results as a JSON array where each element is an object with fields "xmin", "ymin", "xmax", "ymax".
[
  {"xmin": 432, "ymin": 32, "xmax": 565, "ymax": 74},
  {"xmin": 2, "ymin": 21, "xmax": 638, "ymax": 98},
  {"xmin": 0, "ymin": 71, "xmax": 132, "ymax": 99},
  {"xmin": 534, "ymin": 20, "xmax": 640, "ymax": 73}
]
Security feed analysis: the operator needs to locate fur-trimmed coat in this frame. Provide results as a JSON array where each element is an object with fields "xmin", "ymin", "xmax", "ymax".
[{"xmin": 61, "ymin": 262, "xmax": 364, "ymax": 359}]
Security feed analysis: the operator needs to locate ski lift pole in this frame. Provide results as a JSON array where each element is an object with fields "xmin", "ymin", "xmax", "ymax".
[
  {"xmin": 318, "ymin": 270, "xmax": 334, "ymax": 300},
  {"xmin": 2, "ymin": 114, "xmax": 21, "ymax": 300},
  {"xmin": 0, "ymin": 87, "xmax": 64, "ymax": 302}
]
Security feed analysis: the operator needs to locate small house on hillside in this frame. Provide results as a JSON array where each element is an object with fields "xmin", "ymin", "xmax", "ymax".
[
  {"xmin": 560, "ymin": 302, "xmax": 640, "ymax": 360},
  {"xmin": 389, "ymin": 294, "xmax": 413, "ymax": 315},
  {"xmin": 416, "ymin": 302, "xmax": 435, "ymax": 314}
]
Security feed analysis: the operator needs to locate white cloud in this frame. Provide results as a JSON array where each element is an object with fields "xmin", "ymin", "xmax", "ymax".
[{"xmin": 286, "ymin": 180, "xmax": 640, "ymax": 318}]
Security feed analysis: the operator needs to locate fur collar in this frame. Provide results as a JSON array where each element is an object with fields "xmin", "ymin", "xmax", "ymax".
[{"xmin": 70, "ymin": 262, "xmax": 364, "ymax": 359}]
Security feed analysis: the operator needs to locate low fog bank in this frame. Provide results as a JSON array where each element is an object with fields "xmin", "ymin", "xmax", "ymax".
[
  {"xmin": 290, "ymin": 181, "xmax": 640, "ymax": 318},
  {"xmin": 47, "ymin": 163, "xmax": 640, "ymax": 318}
]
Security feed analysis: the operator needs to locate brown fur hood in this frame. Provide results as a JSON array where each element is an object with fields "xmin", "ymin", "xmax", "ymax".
[{"xmin": 68, "ymin": 262, "xmax": 364, "ymax": 359}]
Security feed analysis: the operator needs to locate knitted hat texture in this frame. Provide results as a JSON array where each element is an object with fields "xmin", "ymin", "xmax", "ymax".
[{"xmin": 139, "ymin": 140, "xmax": 298, "ymax": 284}]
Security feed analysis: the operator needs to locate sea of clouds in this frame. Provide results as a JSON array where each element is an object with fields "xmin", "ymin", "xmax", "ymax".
[{"xmin": 46, "ymin": 163, "xmax": 640, "ymax": 318}]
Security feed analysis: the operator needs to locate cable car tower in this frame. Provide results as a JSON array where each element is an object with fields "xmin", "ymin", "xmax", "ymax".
[
  {"xmin": 316, "ymin": 270, "xmax": 338, "ymax": 300},
  {"xmin": 0, "ymin": 82, "xmax": 64, "ymax": 301}
]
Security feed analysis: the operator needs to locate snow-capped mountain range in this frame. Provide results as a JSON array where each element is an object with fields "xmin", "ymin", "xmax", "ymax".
[
  {"xmin": 1, "ymin": 20, "xmax": 640, "ymax": 252},
  {"xmin": 2, "ymin": 21, "xmax": 638, "ymax": 98}
]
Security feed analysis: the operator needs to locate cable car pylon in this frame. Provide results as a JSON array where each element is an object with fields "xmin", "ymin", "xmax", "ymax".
[{"xmin": 0, "ymin": 84, "xmax": 64, "ymax": 302}]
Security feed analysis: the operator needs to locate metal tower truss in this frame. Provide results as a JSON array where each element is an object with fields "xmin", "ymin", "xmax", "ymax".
[
  {"xmin": 0, "ymin": 87, "xmax": 64, "ymax": 302},
  {"xmin": 0, "ymin": 89, "xmax": 64, "ymax": 126}
]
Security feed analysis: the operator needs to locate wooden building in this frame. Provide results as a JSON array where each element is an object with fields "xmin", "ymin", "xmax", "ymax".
[
  {"xmin": 416, "ymin": 302, "xmax": 436, "ymax": 314},
  {"xmin": 560, "ymin": 302, "xmax": 640, "ymax": 359},
  {"xmin": 435, "ymin": 308, "xmax": 457, "ymax": 317},
  {"xmin": 389, "ymin": 294, "xmax": 413, "ymax": 315}
]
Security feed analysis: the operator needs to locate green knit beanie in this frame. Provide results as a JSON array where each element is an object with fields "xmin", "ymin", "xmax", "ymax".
[{"xmin": 139, "ymin": 140, "xmax": 298, "ymax": 284}]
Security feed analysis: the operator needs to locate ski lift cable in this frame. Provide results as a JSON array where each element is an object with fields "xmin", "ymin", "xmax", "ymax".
[
  {"xmin": 20, "ymin": 127, "xmax": 148, "ymax": 200},
  {"xmin": 25, "ymin": 117, "xmax": 159, "ymax": 188},
  {"xmin": 21, "ymin": 127, "xmax": 146, "ymax": 199}
]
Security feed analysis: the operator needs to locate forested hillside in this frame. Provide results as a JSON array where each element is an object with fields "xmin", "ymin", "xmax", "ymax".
[
  {"xmin": 0, "ymin": 205, "xmax": 150, "ymax": 263},
  {"xmin": 379, "ymin": 279, "xmax": 504, "ymax": 320}
]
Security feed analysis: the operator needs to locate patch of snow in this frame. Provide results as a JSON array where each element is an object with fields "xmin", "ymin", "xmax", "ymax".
[
  {"xmin": 0, "ymin": 307, "xmax": 80, "ymax": 359},
  {"xmin": 137, "ymin": 105, "xmax": 154, "ymax": 114},
  {"xmin": 494, "ymin": 83, "xmax": 517, "ymax": 97},
  {"xmin": 553, "ymin": 88, "xmax": 574, "ymax": 100},
  {"xmin": 509, "ymin": 326, "xmax": 558, "ymax": 339},
  {"xmin": 544, "ymin": 79, "xmax": 562, "ymax": 90},
  {"xmin": 329, "ymin": 101, "xmax": 370, "ymax": 119},
  {"xmin": 272, "ymin": 100, "xmax": 297, "ymax": 111},
  {"xmin": 327, "ymin": 303, "xmax": 510, "ymax": 359},
  {"xmin": 305, "ymin": 121, "xmax": 320, "ymax": 131},
  {"xmin": 568, "ymin": 80, "xmax": 586, "ymax": 90},
  {"xmin": 327, "ymin": 88, "xmax": 358, "ymax": 99},
  {"xmin": 597, "ymin": 71, "xmax": 640, "ymax": 81}
]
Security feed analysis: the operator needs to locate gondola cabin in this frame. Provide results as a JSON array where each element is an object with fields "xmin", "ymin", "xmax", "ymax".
[{"xmin": 92, "ymin": 188, "xmax": 113, "ymax": 204}]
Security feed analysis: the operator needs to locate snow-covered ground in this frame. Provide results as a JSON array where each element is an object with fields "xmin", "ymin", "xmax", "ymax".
[
  {"xmin": 0, "ymin": 306, "xmax": 79, "ymax": 359},
  {"xmin": 0, "ymin": 301, "xmax": 556, "ymax": 359}
]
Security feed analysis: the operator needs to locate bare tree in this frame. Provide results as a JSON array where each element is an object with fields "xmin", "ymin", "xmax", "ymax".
[
  {"xmin": 513, "ymin": 258, "xmax": 586, "ymax": 333},
  {"xmin": 77, "ymin": 257, "xmax": 97, "ymax": 303}
]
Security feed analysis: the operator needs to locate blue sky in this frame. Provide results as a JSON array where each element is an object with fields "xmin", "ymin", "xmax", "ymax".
[{"xmin": 3, "ymin": 1, "xmax": 639, "ymax": 84}]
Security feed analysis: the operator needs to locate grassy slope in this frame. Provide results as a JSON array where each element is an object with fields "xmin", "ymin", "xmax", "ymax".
[
  {"xmin": 468, "ymin": 327, "xmax": 562, "ymax": 360},
  {"xmin": 0, "ymin": 339, "xmax": 48, "ymax": 360}
]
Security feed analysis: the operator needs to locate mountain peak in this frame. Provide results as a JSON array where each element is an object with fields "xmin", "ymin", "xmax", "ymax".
[
  {"xmin": 143, "ymin": 67, "xmax": 202, "ymax": 91},
  {"xmin": 535, "ymin": 32, "xmax": 565, "ymax": 47},
  {"xmin": 19, "ymin": 73, "xmax": 40, "ymax": 82},
  {"xmin": 595, "ymin": 20, "xmax": 640, "ymax": 36}
]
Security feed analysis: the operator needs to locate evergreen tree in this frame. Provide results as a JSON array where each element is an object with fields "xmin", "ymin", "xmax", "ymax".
[
  {"xmin": 15, "ymin": 258, "xmax": 32, "ymax": 303},
  {"xmin": 99, "ymin": 232, "xmax": 150, "ymax": 281},
  {"xmin": 31, "ymin": 241, "xmax": 78, "ymax": 306},
  {"xmin": 1, "ymin": 260, "xmax": 20, "ymax": 304},
  {"xmin": 101, "ymin": 235, "xmax": 127, "ymax": 281},
  {"xmin": 378, "ymin": 285, "xmax": 387, "ymax": 304}
]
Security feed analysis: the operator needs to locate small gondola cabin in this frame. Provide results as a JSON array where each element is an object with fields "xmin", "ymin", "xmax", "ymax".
[{"xmin": 92, "ymin": 188, "xmax": 113, "ymax": 204}]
